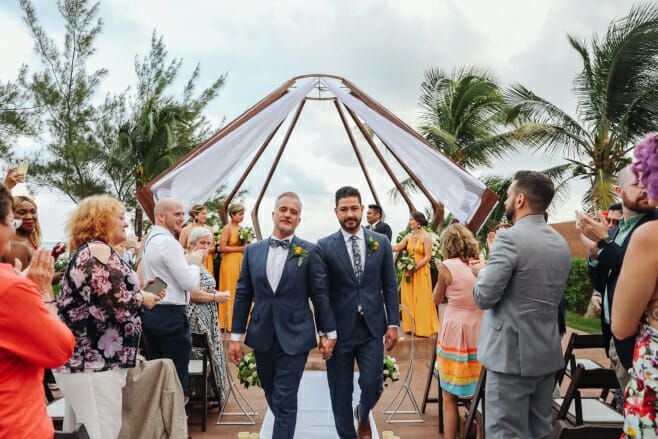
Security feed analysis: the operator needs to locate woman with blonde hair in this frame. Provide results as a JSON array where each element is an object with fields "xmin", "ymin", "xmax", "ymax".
[
  {"xmin": 53, "ymin": 195, "xmax": 165, "ymax": 439},
  {"xmin": 392, "ymin": 211, "xmax": 439, "ymax": 337},
  {"xmin": 1, "ymin": 195, "xmax": 42, "ymax": 268},
  {"xmin": 178, "ymin": 204, "xmax": 215, "ymax": 274},
  {"xmin": 218, "ymin": 203, "xmax": 248, "ymax": 330},
  {"xmin": 433, "ymin": 223, "xmax": 483, "ymax": 439}
]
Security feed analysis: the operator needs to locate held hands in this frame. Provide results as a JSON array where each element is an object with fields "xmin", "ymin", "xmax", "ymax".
[
  {"xmin": 229, "ymin": 340, "xmax": 243, "ymax": 365},
  {"xmin": 318, "ymin": 335, "xmax": 337, "ymax": 360},
  {"xmin": 385, "ymin": 327, "xmax": 399, "ymax": 352}
]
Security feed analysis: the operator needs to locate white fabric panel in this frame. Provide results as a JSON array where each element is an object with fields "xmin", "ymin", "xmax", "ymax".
[
  {"xmin": 321, "ymin": 78, "xmax": 487, "ymax": 224},
  {"xmin": 150, "ymin": 78, "xmax": 318, "ymax": 209},
  {"xmin": 259, "ymin": 371, "xmax": 379, "ymax": 439}
]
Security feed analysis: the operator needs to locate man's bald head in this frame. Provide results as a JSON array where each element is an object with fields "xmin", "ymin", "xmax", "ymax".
[
  {"xmin": 154, "ymin": 198, "xmax": 185, "ymax": 233},
  {"xmin": 617, "ymin": 165, "xmax": 636, "ymax": 187}
]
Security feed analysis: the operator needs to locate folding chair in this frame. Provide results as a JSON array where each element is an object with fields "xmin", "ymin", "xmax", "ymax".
[
  {"xmin": 550, "ymin": 419, "xmax": 623, "ymax": 439},
  {"xmin": 54, "ymin": 424, "xmax": 91, "ymax": 439},
  {"xmin": 461, "ymin": 367, "xmax": 486, "ymax": 439},
  {"xmin": 556, "ymin": 333, "xmax": 606, "ymax": 388},
  {"xmin": 188, "ymin": 332, "xmax": 211, "ymax": 431},
  {"xmin": 553, "ymin": 364, "xmax": 623, "ymax": 429},
  {"xmin": 44, "ymin": 369, "xmax": 66, "ymax": 430}
]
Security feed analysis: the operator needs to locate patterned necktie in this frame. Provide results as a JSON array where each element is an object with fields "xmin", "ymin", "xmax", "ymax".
[
  {"xmin": 350, "ymin": 235, "xmax": 362, "ymax": 282},
  {"xmin": 270, "ymin": 239, "xmax": 290, "ymax": 249}
]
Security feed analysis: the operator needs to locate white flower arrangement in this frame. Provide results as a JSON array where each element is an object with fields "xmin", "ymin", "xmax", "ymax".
[
  {"xmin": 383, "ymin": 355, "xmax": 400, "ymax": 386},
  {"xmin": 237, "ymin": 352, "xmax": 260, "ymax": 389}
]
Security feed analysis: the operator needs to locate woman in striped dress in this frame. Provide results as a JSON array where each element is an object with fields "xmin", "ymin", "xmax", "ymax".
[{"xmin": 433, "ymin": 224, "xmax": 483, "ymax": 439}]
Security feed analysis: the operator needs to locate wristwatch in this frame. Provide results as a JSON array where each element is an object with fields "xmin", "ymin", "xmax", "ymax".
[{"xmin": 597, "ymin": 236, "xmax": 614, "ymax": 249}]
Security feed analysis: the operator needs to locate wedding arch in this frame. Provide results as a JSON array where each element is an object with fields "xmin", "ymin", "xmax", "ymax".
[{"xmin": 136, "ymin": 74, "xmax": 499, "ymax": 238}]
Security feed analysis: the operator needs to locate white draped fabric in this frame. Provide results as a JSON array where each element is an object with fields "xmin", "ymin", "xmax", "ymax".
[
  {"xmin": 150, "ymin": 78, "xmax": 318, "ymax": 205},
  {"xmin": 145, "ymin": 76, "xmax": 490, "ymax": 224},
  {"xmin": 320, "ymin": 78, "xmax": 486, "ymax": 224}
]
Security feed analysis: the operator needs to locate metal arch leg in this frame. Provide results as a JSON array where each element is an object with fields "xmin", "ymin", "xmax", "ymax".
[
  {"xmin": 381, "ymin": 305, "xmax": 424, "ymax": 423},
  {"xmin": 216, "ymin": 306, "xmax": 258, "ymax": 425}
]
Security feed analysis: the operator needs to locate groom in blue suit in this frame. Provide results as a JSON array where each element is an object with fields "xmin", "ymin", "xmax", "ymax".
[
  {"xmin": 311, "ymin": 186, "xmax": 400, "ymax": 439},
  {"xmin": 229, "ymin": 192, "xmax": 334, "ymax": 439}
]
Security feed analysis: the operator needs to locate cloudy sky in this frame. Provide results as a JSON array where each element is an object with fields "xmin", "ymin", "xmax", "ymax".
[{"xmin": 0, "ymin": 0, "xmax": 634, "ymax": 242}]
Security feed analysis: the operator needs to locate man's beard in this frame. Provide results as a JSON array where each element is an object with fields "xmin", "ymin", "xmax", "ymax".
[
  {"xmin": 622, "ymin": 193, "xmax": 652, "ymax": 213},
  {"xmin": 505, "ymin": 204, "xmax": 516, "ymax": 223},
  {"xmin": 340, "ymin": 216, "xmax": 361, "ymax": 232}
]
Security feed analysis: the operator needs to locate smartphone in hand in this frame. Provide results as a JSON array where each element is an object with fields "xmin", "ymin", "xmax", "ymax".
[
  {"xmin": 16, "ymin": 159, "xmax": 28, "ymax": 178},
  {"xmin": 144, "ymin": 277, "xmax": 168, "ymax": 294}
]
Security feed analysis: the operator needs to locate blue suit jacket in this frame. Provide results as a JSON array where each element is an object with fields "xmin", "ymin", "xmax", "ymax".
[
  {"xmin": 310, "ymin": 229, "xmax": 400, "ymax": 341},
  {"xmin": 232, "ymin": 236, "xmax": 334, "ymax": 355}
]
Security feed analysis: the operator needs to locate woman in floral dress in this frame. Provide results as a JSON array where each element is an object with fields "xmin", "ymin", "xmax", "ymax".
[
  {"xmin": 611, "ymin": 134, "xmax": 658, "ymax": 439},
  {"xmin": 53, "ymin": 195, "xmax": 164, "ymax": 439}
]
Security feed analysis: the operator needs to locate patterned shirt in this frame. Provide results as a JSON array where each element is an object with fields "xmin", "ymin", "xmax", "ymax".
[{"xmin": 56, "ymin": 242, "xmax": 143, "ymax": 373}]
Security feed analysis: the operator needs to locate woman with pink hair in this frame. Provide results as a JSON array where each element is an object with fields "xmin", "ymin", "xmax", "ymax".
[{"xmin": 611, "ymin": 134, "xmax": 658, "ymax": 438}]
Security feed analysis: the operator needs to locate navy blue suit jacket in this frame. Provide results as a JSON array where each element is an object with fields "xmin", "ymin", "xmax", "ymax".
[
  {"xmin": 588, "ymin": 208, "xmax": 658, "ymax": 369},
  {"xmin": 232, "ymin": 236, "xmax": 335, "ymax": 355},
  {"xmin": 310, "ymin": 229, "xmax": 400, "ymax": 341}
]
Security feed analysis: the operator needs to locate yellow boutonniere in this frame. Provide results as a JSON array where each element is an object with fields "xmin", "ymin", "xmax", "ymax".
[
  {"xmin": 288, "ymin": 243, "xmax": 309, "ymax": 267},
  {"xmin": 368, "ymin": 234, "xmax": 379, "ymax": 256}
]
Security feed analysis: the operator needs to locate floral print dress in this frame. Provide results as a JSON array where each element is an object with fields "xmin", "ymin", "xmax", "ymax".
[
  {"xmin": 622, "ymin": 323, "xmax": 658, "ymax": 438},
  {"xmin": 56, "ymin": 242, "xmax": 143, "ymax": 373}
]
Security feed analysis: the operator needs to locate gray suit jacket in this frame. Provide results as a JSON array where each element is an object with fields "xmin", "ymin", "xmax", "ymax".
[{"xmin": 474, "ymin": 215, "xmax": 571, "ymax": 377}]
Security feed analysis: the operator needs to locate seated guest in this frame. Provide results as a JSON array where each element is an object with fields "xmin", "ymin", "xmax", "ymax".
[
  {"xmin": 392, "ymin": 211, "xmax": 438, "ymax": 337},
  {"xmin": 0, "ymin": 195, "xmax": 41, "ymax": 268},
  {"xmin": 365, "ymin": 204, "xmax": 392, "ymax": 241},
  {"xmin": 0, "ymin": 183, "xmax": 75, "ymax": 439},
  {"xmin": 611, "ymin": 134, "xmax": 658, "ymax": 437},
  {"xmin": 179, "ymin": 204, "xmax": 215, "ymax": 274},
  {"xmin": 432, "ymin": 224, "xmax": 483, "ymax": 439},
  {"xmin": 54, "ymin": 195, "xmax": 164, "ymax": 439},
  {"xmin": 186, "ymin": 227, "xmax": 230, "ymax": 403}
]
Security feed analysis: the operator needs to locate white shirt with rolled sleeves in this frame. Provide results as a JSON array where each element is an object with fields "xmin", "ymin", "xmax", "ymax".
[{"xmin": 141, "ymin": 225, "xmax": 200, "ymax": 305}]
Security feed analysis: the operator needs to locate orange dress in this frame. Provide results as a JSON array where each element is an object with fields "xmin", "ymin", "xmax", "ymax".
[
  {"xmin": 400, "ymin": 235, "xmax": 439, "ymax": 337},
  {"xmin": 218, "ymin": 227, "xmax": 244, "ymax": 330}
]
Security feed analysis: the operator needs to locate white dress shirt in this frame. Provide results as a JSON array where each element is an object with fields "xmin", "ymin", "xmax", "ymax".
[
  {"xmin": 367, "ymin": 220, "xmax": 380, "ymax": 230},
  {"xmin": 231, "ymin": 236, "xmax": 293, "ymax": 342},
  {"xmin": 141, "ymin": 225, "xmax": 200, "ymax": 305}
]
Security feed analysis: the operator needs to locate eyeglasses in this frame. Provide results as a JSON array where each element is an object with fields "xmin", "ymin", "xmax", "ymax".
[{"xmin": 11, "ymin": 219, "xmax": 22, "ymax": 229}]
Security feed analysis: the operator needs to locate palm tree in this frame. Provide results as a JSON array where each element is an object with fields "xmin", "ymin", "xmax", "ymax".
[
  {"xmin": 113, "ymin": 97, "xmax": 192, "ymax": 236},
  {"xmin": 418, "ymin": 66, "xmax": 522, "ymax": 169},
  {"xmin": 505, "ymin": 3, "xmax": 658, "ymax": 211}
]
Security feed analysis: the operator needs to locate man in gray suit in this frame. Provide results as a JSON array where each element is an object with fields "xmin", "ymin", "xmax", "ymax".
[{"xmin": 472, "ymin": 170, "xmax": 571, "ymax": 439}]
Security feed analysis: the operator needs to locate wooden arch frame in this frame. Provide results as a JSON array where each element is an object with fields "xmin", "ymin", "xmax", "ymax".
[{"xmin": 136, "ymin": 74, "xmax": 498, "ymax": 238}]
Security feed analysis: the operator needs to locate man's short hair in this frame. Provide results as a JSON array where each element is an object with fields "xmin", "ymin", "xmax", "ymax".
[
  {"xmin": 513, "ymin": 170, "xmax": 555, "ymax": 213},
  {"xmin": 276, "ymin": 192, "xmax": 302, "ymax": 210},
  {"xmin": 368, "ymin": 204, "xmax": 383, "ymax": 218},
  {"xmin": 335, "ymin": 186, "xmax": 361, "ymax": 206},
  {"xmin": 609, "ymin": 202, "xmax": 622, "ymax": 212}
]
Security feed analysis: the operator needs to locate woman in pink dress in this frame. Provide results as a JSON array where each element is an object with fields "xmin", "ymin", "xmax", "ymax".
[{"xmin": 433, "ymin": 223, "xmax": 483, "ymax": 439}]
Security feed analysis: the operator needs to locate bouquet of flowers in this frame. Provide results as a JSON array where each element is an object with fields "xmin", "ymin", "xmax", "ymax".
[
  {"xmin": 237, "ymin": 352, "xmax": 260, "ymax": 389},
  {"xmin": 212, "ymin": 223, "xmax": 224, "ymax": 241},
  {"xmin": 383, "ymin": 355, "xmax": 400, "ymax": 386},
  {"xmin": 396, "ymin": 251, "xmax": 417, "ymax": 283},
  {"xmin": 238, "ymin": 226, "xmax": 255, "ymax": 244}
]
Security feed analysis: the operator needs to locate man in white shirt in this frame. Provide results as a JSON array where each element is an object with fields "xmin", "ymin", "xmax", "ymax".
[
  {"xmin": 141, "ymin": 198, "xmax": 203, "ymax": 392},
  {"xmin": 228, "ymin": 192, "xmax": 334, "ymax": 439}
]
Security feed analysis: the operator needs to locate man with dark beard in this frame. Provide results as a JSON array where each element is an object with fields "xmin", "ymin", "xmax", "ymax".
[
  {"xmin": 471, "ymin": 170, "xmax": 571, "ymax": 439},
  {"xmin": 579, "ymin": 165, "xmax": 658, "ymax": 390},
  {"xmin": 311, "ymin": 186, "xmax": 399, "ymax": 439}
]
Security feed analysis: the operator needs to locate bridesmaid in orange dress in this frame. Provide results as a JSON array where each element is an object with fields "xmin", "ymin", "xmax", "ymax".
[
  {"xmin": 218, "ymin": 204, "xmax": 248, "ymax": 331},
  {"xmin": 179, "ymin": 204, "xmax": 215, "ymax": 275},
  {"xmin": 392, "ymin": 211, "xmax": 439, "ymax": 337}
]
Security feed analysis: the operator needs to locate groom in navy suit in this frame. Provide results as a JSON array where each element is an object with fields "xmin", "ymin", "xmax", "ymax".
[
  {"xmin": 229, "ymin": 192, "xmax": 334, "ymax": 439},
  {"xmin": 311, "ymin": 186, "xmax": 399, "ymax": 439}
]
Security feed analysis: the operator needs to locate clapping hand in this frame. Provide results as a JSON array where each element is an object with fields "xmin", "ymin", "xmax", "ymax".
[
  {"xmin": 186, "ymin": 249, "xmax": 204, "ymax": 266},
  {"xmin": 26, "ymin": 248, "xmax": 55, "ymax": 299},
  {"xmin": 486, "ymin": 232, "xmax": 496, "ymax": 250}
]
